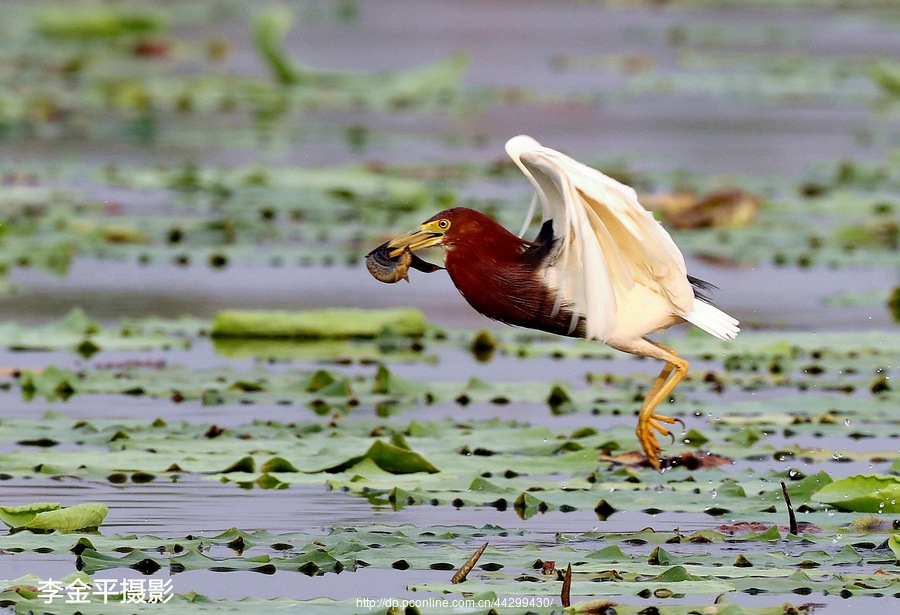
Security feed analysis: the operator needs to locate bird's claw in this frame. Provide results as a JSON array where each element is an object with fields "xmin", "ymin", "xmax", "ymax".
[
  {"xmin": 650, "ymin": 414, "xmax": 683, "ymax": 441},
  {"xmin": 637, "ymin": 413, "xmax": 684, "ymax": 470}
]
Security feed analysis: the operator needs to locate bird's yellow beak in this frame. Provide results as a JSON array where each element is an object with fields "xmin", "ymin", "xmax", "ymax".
[{"xmin": 385, "ymin": 221, "xmax": 446, "ymax": 258}]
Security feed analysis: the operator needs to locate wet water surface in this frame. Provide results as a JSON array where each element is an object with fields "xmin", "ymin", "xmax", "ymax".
[{"xmin": 0, "ymin": 1, "xmax": 898, "ymax": 613}]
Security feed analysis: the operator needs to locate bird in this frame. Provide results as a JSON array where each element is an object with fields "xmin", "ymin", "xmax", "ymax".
[{"xmin": 378, "ymin": 135, "xmax": 739, "ymax": 469}]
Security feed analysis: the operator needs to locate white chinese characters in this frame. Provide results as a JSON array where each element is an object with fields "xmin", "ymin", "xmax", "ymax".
[{"xmin": 37, "ymin": 578, "xmax": 173, "ymax": 604}]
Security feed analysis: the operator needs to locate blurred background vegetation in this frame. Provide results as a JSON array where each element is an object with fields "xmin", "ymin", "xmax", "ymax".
[
  {"xmin": 0, "ymin": 0, "xmax": 896, "ymax": 323},
  {"xmin": 0, "ymin": 2, "xmax": 898, "ymax": 612}
]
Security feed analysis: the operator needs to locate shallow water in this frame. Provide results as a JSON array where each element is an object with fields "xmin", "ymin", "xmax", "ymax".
[
  {"xmin": 0, "ymin": 1, "xmax": 898, "ymax": 612},
  {"xmin": 2, "ymin": 257, "xmax": 895, "ymax": 330}
]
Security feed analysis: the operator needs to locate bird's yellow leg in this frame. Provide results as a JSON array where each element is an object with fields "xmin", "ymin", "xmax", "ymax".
[
  {"xmin": 641, "ymin": 362, "xmax": 674, "ymax": 410},
  {"xmin": 636, "ymin": 345, "xmax": 689, "ymax": 469}
]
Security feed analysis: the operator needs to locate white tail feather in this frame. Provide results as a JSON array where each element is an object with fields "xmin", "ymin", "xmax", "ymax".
[{"xmin": 684, "ymin": 300, "xmax": 739, "ymax": 341}]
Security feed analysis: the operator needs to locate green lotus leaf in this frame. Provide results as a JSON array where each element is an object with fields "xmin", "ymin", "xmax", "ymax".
[
  {"xmin": 650, "ymin": 565, "xmax": 702, "ymax": 582},
  {"xmin": 0, "ymin": 503, "xmax": 62, "ymax": 529},
  {"xmin": 811, "ymin": 474, "xmax": 900, "ymax": 513},
  {"xmin": 355, "ymin": 440, "xmax": 439, "ymax": 474},
  {"xmin": 36, "ymin": 7, "xmax": 165, "ymax": 39},
  {"xmin": 889, "ymin": 534, "xmax": 900, "ymax": 560},
  {"xmin": 210, "ymin": 308, "xmax": 427, "ymax": 339},
  {"xmin": 0, "ymin": 502, "xmax": 108, "ymax": 532}
]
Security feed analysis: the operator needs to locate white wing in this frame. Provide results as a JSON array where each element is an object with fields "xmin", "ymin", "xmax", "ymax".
[{"xmin": 505, "ymin": 135, "xmax": 694, "ymax": 342}]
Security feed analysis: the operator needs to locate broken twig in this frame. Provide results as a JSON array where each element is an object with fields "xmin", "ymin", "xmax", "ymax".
[
  {"xmin": 561, "ymin": 563, "xmax": 572, "ymax": 607},
  {"xmin": 780, "ymin": 479, "xmax": 798, "ymax": 535},
  {"xmin": 451, "ymin": 541, "xmax": 488, "ymax": 584}
]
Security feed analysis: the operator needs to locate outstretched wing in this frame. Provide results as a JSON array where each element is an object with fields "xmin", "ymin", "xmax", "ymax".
[{"xmin": 505, "ymin": 135, "xmax": 693, "ymax": 342}]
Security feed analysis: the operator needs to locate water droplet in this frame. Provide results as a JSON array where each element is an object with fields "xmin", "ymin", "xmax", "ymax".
[
  {"xmin": 844, "ymin": 419, "xmax": 851, "ymax": 427},
  {"xmin": 710, "ymin": 490, "xmax": 718, "ymax": 499}
]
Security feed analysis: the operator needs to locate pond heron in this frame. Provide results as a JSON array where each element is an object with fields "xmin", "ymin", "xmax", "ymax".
[{"xmin": 378, "ymin": 135, "xmax": 739, "ymax": 468}]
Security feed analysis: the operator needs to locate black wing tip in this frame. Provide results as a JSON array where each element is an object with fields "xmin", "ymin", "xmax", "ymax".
[
  {"xmin": 687, "ymin": 274, "xmax": 718, "ymax": 303},
  {"xmin": 535, "ymin": 220, "xmax": 554, "ymax": 245},
  {"xmin": 521, "ymin": 220, "xmax": 556, "ymax": 268}
]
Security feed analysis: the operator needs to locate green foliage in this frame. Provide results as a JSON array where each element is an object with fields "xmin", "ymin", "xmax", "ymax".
[
  {"xmin": 35, "ymin": 7, "xmax": 166, "ymax": 39},
  {"xmin": 812, "ymin": 475, "xmax": 900, "ymax": 513},
  {"xmin": 0, "ymin": 308, "xmax": 186, "ymax": 355},
  {"xmin": 889, "ymin": 287, "xmax": 900, "ymax": 322},
  {"xmin": 0, "ymin": 502, "xmax": 108, "ymax": 532},
  {"xmin": 252, "ymin": 5, "xmax": 311, "ymax": 85},
  {"xmin": 0, "ymin": 321, "xmax": 896, "ymax": 610},
  {"xmin": 889, "ymin": 534, "xmax": 900, "ymax": 560},
  {"xmin": 0, "ymin": 4, "xmax": 898, "ymax": 613},
  {"xmin": 0, "ymin": 521, "xmax": 897, "ymax": 613},
  {"xmin": 210, "ymin": 308, "xmax": 427, "ymax": 339}
]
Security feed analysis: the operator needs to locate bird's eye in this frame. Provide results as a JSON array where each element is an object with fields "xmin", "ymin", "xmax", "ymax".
[{"xmin": 437, "ymin": 219, "xmax": 450, "ymax": 230}]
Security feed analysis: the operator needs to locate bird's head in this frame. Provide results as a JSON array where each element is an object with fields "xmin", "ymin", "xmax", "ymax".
[{"xmin": 385, "ymin": 207, "xmax": 487, "ymax": 258}]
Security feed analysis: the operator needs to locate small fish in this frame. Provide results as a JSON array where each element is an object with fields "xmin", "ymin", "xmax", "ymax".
[
  {"xmin": 366, "ymin": 244, "xmax": 412, "ymax": 283},
  {"xmin": 365, "ymin": 241, "xmax": 443, "ymax": 284}
]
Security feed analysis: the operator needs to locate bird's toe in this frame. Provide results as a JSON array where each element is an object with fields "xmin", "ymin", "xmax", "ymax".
[
  {"xmin": 651, "ymin": 413, "xmax": 684, "ymax": 429},
  {"xmin": 635, "ymin": 423, "xmax": 663, "ymax": 469},
  {"xmin": 638, "ymin": 413, "xmax": 685, "ymax": 470}
]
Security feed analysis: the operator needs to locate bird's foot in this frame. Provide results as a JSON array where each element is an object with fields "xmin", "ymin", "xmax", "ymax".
[{"xmin": 636, "ymin": 413, "xmax": 685, "ymax": 470}]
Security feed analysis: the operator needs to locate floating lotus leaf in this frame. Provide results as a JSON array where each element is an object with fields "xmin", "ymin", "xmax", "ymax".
[
  {"xmin": 0, "ymin": 308, "xmax": 188, "ymax": 355},
  {"xmin": 811, "ymin": 474, "xmax": 900, "ymax": 513},
  {"xmin": 317, "ymin": 440, "xmax": 440, "ymax": 475},
  {"xmin": 210, "ymin": 308, "xmax": 427, "ymax": 339},
  {"xmin": 0, "ymin": 5, "xmax": 898, "ymax": 612},
  {"xmin": 35, "ymin": 7, "xmax": 165, "ymax": 39},
  {"xmin": 0, "ymin": 502, "xmax": 108, "ymax": 532}
]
